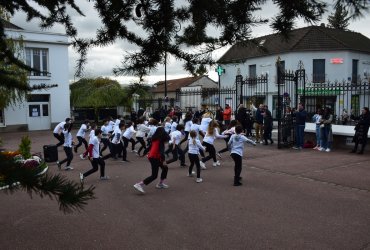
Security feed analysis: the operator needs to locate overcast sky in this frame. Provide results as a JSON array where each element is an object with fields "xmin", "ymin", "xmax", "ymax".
[{"xmin": 10, "ymin": 0, "xmax": 370, "ymax": 85}]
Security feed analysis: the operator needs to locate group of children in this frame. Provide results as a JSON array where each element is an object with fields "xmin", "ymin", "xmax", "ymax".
[{"xmin": 52, "ymin": 112, "xmax": 256, "ymax": 194}]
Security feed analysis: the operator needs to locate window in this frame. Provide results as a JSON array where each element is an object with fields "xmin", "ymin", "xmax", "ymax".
[
  {"xmin": 249, "ymin": 64, "xmax": 256, "ymax": 79},
  {"xmin": 29, "ymin": 105, "xmax": 41, "ymax": 117},
  {"xmin": 25, "ymin": 48, "xmax": 49, "ymax": 76},
  {"xmin": 313, "ymin": 59, "xmax": 325, "ymax": 83},
  {"xmin": 352, "ymin": 59, "xmax": 359, "ymax": 84},
  {"xmin": 42, "ymin": 104, "xmax": 49, "ymax": 116}
]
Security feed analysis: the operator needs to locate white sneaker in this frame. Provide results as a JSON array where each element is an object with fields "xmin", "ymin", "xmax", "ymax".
[
  {"xmin": 133, "ymin": 183, "xmax": 145, "ymax": 193},
  {"xmin": 216, "ymin": 161, "xmax": 221, "ymax": 166},
  {"xmin": 199, "ymin": 161, "xmax": 206, "ymax": 170},
  {"xmin": 216, "ymin": 152, "xmax": 222, "ymax": 159},
  {"xmin": 79, "ymin": 173, "xmax": 84, "ymax": 183},
  {"xmin": 319, "ymin": 147, "xmax": 325, "ymax": 152},
  {"xmin": 64, "ymin": 166, "xmax": 74, "ymax": 170},
  {"xmin": 187, "ymin": 171, "xmax": 195, "ymax": 177},
  {"xmin": 100, "ymin": 176, "xmax": 110, "ymax": 180},
  {"xmin": 196, "ymin": 178, "xmax": 203, "ymax": 183},
  {"xmin": 80, "ymin": 154, "xmax": 86, "ymax": 160},
  {"xmin": 131, "ymin": 150, "xmax": 138, "ymax": 153},
  {"xmin": 212, "ymin": 162, "xmax": 217, "ymax": 167},
  {"xmin": 56, "ymin": 161, "xmax": 61, "ymax": 170},
  {"xmin": 325, "ymin": 148, "xmax": 331, "ymax": 152},
  {"xmin": 156, "ymin": 183, "xmax": 169, "ymax": 189}
]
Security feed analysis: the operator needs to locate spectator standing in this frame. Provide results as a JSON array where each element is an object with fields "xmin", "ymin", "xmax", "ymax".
[
  {"xmin": 351, "ymin": 107, "xmax": 370, "ymax": 154},
  {"xmin": 293, "ymin": 103, "xmax": 307, "ymax": 150},
  {"xmin": 223, "ymin": 104, "xmax": 232, "ymax": 126}
]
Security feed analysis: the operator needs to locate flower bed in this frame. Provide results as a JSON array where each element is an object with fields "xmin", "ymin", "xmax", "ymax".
[{"xmin": 0, "ymin": 151, "xmax": 48, "ymax": 190}]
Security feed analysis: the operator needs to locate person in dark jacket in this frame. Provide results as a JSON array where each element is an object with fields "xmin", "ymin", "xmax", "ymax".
[
  {"xmin": 236, "ymin": 104, "xmax": 248, "ymax": 133},
  {"xmin": 263, "ymin": 105, "xmax": 273, "ymax": 145},
  {"xmin": 351, "ymin": 107, "xmax": 370, "ymax": 154},
  {"xmin": 293, "ymin": 103, "xmax": 307, "ymax": 150},
  {"xmin": 215, "ymin": 105, "xmax": 224, "ymax": 128}
]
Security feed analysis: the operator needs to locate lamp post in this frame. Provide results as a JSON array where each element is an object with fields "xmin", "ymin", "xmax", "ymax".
[{"xmin": 215, "ymin": 65, "xmax": 225, "ymax": 106}]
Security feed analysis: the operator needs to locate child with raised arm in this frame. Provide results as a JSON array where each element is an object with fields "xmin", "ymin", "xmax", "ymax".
[
  {"xmin": 228, "ymin": 125, "xmax": 256, "ymax": 186},
  {"xmin": 57, "ymin": 122, "xmax": 74, "ymax": 171},
  {"xmin": 187, "ymin": 130, "xmax": 206, "ymax": 183}
]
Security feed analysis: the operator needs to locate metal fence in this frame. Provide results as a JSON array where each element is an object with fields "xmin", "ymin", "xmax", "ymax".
[{"xmin": 301, "ymin": 80, "xmax": 370, "ymax": 124}]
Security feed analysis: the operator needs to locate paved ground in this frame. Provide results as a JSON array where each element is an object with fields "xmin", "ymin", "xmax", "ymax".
[{"xmin": 1, "ymin": 130, "xmax": 370, "ymax": 250}]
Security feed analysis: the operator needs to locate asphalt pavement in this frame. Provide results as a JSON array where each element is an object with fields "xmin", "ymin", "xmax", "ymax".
[{"xmin": 0, "ymin": 130, "xmax": 370, "ymax": 250}]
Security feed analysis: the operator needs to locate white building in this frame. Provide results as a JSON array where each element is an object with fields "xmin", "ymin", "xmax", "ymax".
[
  {"xmin": 218, "ymin": 25, "xmax": 370, "ymax": 117},
  {"xmin": 1, "ymin": 20, "xmax": 70, "ymax": 131}
]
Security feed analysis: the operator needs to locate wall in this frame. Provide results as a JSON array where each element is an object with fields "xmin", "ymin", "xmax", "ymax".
[{"xmin": 2, "ymin": 28, "xmax": 70, "ymax": 131}]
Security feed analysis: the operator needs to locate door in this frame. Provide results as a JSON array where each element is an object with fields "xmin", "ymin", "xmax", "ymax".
[{"xmin": 27, "ymin": 102, "xmax": 51, "ymax": 130}]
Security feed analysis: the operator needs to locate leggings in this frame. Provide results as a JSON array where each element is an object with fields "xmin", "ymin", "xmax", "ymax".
[
  {"xmin": 188, "ymin": 153, "xmax": 201, "ymax": 178},
  {"xmin": 59, "ymin": 146, "xmax": 73, "ymax": 166},
  {"xmin": 136, "ymin": 137, "xmax": 146, "ymax": 155},
  {"xmin": 218, "ymin": 136, "xmax": 231, "ymax": 154},
  {"xmin": 180, "ymin": 131, "xmax": 190, "ymax": 145},
  {"xmin": 75, "ymin": 136, "xmax": 88, "ymax": 151},
  {"xmin": 122, "ymin": 137, "xmax": 135, "ymax": 160},
  {"xmin": 100, "ymin": 138, "xmax": 110, "ymax": 154},
  {"xmin": 231, "ymin": 153, "xmax": 242, "ymax": 182},
  {"xmin": 83, "ymin": 157, "xmax": 106, "ymax": 178},
  {"xmin": 53, "ymin": 133, "xmax": 64, "ymax": 147},
  {"xmin": 143, "ymin": 158, "xmax": 168, "ymax": 185},
  {"xmin": 202, "ymin": 141, "xmax": 216, "ymax": 163},
  {"xmin": 166, "ymin": 144, "xmax": 185, "ymax": 165}
]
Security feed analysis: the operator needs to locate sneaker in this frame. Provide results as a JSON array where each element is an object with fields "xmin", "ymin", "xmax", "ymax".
[
  {"xmin": 64, "ymin": 166, "xmax": 74, "ymax": 170},
  {"xmin": 199, "ymin": 161, "xmax": 206, "ymax": 170},
  {"xmin": 313, "ymin": 146, "xmax": 318, "ymax": 150},
  {"xmin": 100, "ymin": 176, "xmax": 110, "ymax": 180},
  {"xmin": 325, "ymin": 148, "xmax": 331, "ymax": 152},
  {"xmin": 212, "ymin": 162, "xmax": 217, "ymax": 167},
  {"xmin": 121, "ymin": 159, "xmax": 130, "ymax": 162},
  {"xmin": 259, "ymin": 141, "xmax": 264, "ymax": 144},
  {"xmin": 79, "ymin": 173, "xmax": 84, "ymax": 183},
  {"xmin": 133, "ymin": 183, "xmax": 145, "ymax": 193},
  {"xmin": 131, "ymin": 150, "xmax": 138, "ymax": 153},
  {"xmin": 234, "ymin": 182, "xmax": 243, "ymax": 186},
  {"xmin": 216, "ymin": 161, "xmax": 221, "ymax": 166},
  {"xmin": 196, "ymin": 178, "xmax": 203, "ymax": 183},
  {"xmin": 156, "ymin": 183, "xmax": 169, "ymax": 189},
  {"xmin": 320, "ymin": 147, "xmax": 326, "ymax": 152},
  {"xmin": 187, "ymin": 171, "xmax": 195, "ymax": 177},
  {"xmin": 216, "ymin": 152, "xmax": 222, "ymax": 159},
  {"xmin": 56, "ymin": 161, "xmax": 61, "ymax": 170},
  {"xmin": 80, "ymin": 154, "xmax": 86, "ymax": 160},
  {"xmin": 292, "ymin": 146, "xmax": 300, "ymax": 150},
  {"xmin": 135, "ymin": 153, "xmax": 140, "ymax": 157}
]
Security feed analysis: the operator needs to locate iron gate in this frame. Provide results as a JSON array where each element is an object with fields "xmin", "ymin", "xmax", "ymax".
[{"xmin": 277, "ymin": 60, "xmax": 306, "ymax": 148}]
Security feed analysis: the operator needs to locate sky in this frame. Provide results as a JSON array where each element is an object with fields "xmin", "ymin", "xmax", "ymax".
[{"xmin": 10, "ymin": 0, "xmax": 370, "ymax": 85}]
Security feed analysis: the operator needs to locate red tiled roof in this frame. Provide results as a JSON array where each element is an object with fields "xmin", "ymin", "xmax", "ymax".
[
  {"xmin": 151, "ymin": 75, "xmax": 204, "ymax": 93},
  {"xmin": 218, "ymin": 26, "xmax": 370, "ymax": 63}
]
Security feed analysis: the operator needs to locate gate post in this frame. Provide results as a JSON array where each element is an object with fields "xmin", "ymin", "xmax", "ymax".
[{"xmin": 276, "ymin": 58, "xmax": 283, "ymax": 149}]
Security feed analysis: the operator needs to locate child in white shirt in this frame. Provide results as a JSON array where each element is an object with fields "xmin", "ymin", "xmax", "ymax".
[
  {"xmin": 187, "ymin": 130, "xmax": 206, "ymax": 183},
  {"xmin": 228, "ymin": 125, "xmax": 256, "ymax": 186},
  {"xmin": 166, "ymin": 124, "xmax": 186, "ymax": 167}
]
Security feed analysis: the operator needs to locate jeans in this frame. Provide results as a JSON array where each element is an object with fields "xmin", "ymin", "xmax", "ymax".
[
  {"xmin": 295, "ymin": 125, "xmax": 305, "ymax": 148},
  {"xmin": 315, "ymin": 124, "xmax": 321, "ymax": 146},
  {"xmin": 143, "ymin": 158, "xmax": 168, "ymax": 185}
]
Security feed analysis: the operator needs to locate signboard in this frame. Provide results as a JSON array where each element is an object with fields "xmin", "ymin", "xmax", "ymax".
[{"xmin": 330, "ymin": 58, "xmax": 344, "ymax": 64}]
